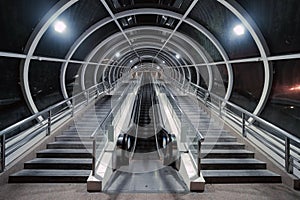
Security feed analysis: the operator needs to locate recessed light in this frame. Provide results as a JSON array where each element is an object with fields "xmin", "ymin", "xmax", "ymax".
[
  {"xmin": 233, "ymin": 24, "xmax": 245, "ymax": 36},
  {"xmin": 54, "ymin": 20, "xmax": 66, "ymax": 33}
]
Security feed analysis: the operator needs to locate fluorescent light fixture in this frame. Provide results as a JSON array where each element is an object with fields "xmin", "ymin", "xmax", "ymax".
[
  {"xmin": 176, "ymin": 54, "xmax": 181, "ymax": 59},
  {"xmin": 233, "ymin": 24, "xmax": 245, "ymax": 36},
  {"xmin": 115, "ymin": 52, "xmax": 120, "ymax": 57},
  {"xmin": 54, "ymin": 20, "xmax": 66, "ymax": 33}
]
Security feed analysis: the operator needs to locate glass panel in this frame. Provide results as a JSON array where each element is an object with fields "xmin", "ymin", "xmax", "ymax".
[
  {"xmin": 29, "ymin": 60, "xmax": 64, "ymax": 110},
  {"xmin": 65, "ymin": 63, "xmax": 81, "ymax": 97},
  {"xmin": 35, "ymin": 0, "xmax": 109, "ymax": 58},
  {"xmin": 84, "ymin": 64, "xmax": 97, "ymax": 89},
  {"xmin": 189, "ymin": 0, "xmax": 260, "ymax": 60},
  {"xmin": 197, "ymin": 66, "xmax": 209, "ymax": 89},
  {"xmin": 229, "ymin": 62, "xmax": 264, "ymax": 112},
  {"xmin": 0, "ymin": 0, "xmax": 59, "ymax": 53},
  {"xmin": 178, "ymin": 23, "xmax": 223, "ymax": 62},
  {"xmin": 260, "ymin": 59, "xmax": 300, "ymax": 138},
  {"xmin": 72, "ymin": 22, "xmax": 119, "ymax": 60},
  {"xmin": 0, "ymin": 57, "xmax": 32, "ymax": 132},
  {"xmin": 237, "ymin": 0, "xmax": 300, "ymax": 56},
  {"xmin": 211, "ymin": 64, "xmax": 228, "ymax": 97}
]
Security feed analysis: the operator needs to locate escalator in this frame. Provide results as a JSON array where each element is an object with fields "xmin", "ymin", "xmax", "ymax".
[{"xmin": 105, "ymin": 72, "xmax": 187, "ymax": 193}]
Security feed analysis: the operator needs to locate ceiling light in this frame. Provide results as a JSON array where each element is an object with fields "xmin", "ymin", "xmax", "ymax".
[
  {"xmin": 156, "ymin": 66, "xmax": 160, "ymax": 69},
  {"xmin": 130, "ymin": 60, "xmax": 133, "ymax": 63},
  {"xmin": 176, "ymin": 54, "xmax": 181, "ymax": 59},
  {"xmin": 162, "ymin": 61, "xmax": 165, "ymax": 64},
  {"xmin": 233, "ymin": 24, "xmax": 245, "ymax": 36},
  {"xmin": 115, "ymin": 52, "xmax": 120, "ymax": 57},
  {"xmin": 54, "ymin": 20, "xmax": 66, "ymax": 33}
]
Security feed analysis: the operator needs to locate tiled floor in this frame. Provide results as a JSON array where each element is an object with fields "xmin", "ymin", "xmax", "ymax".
[{"xmin": 0, "ymin": 183, "xmax": 299, "ymax": 200}]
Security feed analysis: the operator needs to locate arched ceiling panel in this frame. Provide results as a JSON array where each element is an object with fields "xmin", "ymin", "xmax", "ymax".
[
  {"xmin": 189, "ymin": 0, "xmax": 260, "ymax": 60},
  {"xmin": 35, "ymin": 0, "xmax": 109, "ymax": 58}
]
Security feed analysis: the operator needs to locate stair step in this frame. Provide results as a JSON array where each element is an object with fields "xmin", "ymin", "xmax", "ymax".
[
  {"xmin": 201, "ymin": 142, "xmax": 245, "ymax": 149},
  {"xmin": 37, "ymin": 149, "xmax": 92, "ymax": 158},
  {"xmin": 201, "ymin": 149, "xmax": 254, "ymax": 158},
  {"xmin": 24, "ymin": 158, "xmax": 92, "ymax": 169},
  {"xmin": 201, "ymin": 130, "xmax": 232, "ymax": 136},
  {"xmin": 55, "ymin": 135, "xmax": 94, "ymax": 141},
  {"xmin": 47, "ymin": 141, "xmax": 92, "ymax": 149},
  {"xmin": 9, "ymin": 169, "xmax": 90, "ymax": 183},
  {"xmin": 202, "ymin": 169, "xmax": 281, "ymax": 183},
  {"xmin": 201, "ymin": 159, "xmax": 266, "ymax": 170},
  {"xmin": 203, "ymin": 136, "xmax": 237, "ymax": 142}
]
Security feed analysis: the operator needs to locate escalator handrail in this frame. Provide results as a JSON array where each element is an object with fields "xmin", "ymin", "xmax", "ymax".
[
  {"xmin": 130, "ymin": 74, "xmax": 144, "ymax": 159},
  {"xmin": 164, "ymin": 85, "xmax": 205, "ymax": 141},
  {"xmin": 90, "ymin": 81, "xmax": 133, "ymax": 138}
]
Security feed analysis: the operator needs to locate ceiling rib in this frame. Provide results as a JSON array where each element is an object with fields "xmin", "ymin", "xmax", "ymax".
[
  {"xmin": 154, "ymin": 0, "xmax": 198, "ymax": 60},
  {"xmin": 100, "ymin": 0, "xmax": 141, "ymax": 60}
]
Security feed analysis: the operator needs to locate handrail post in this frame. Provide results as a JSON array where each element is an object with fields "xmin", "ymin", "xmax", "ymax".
[
  {"xmin": 86, "ymin": 90, "xmax": 90, "ymax": 105},
  {"xmin": 47, "ymin": 110, "xmax": 52, "ymax": 136},
  {"xmin": 218, "ymin": 100, "xmax": 222, "ymax": 116},
  {"xmin": 72, "ymin": 97, "xmax": 75, "ymax": 117},
  {"xmin": 242, "ymin": 113, "xmax": 246, "ymax": 137},
  {"xmin": 0, "ymin": 135, "xmax": 5, "ymax": 172},
  {"xmin": 197, "ymin": 138, "xmax": 202, "ymax": 177},
  {"xmin": 285, "ymin": 137, "xmax": 293, "ymax": 173},
  {"xmin": 92, "ymin": 139, "xmax": 96, "ymax": 176}
]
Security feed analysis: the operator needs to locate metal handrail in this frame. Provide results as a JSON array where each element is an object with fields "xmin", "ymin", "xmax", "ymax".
[
  {"xmin": 164, "ymin": 86, "xmax": 205, "ymax": 141},
  {"xmin": 0, "ymin": 82, "xmax": 103, "ymax": 136},
  {"xmin": 162, "ymin": 84, "xmax": 204, "ymax": 176},
  {"xmin": 173, "ymin": 78, "xmax": 300, "ymax": 176},
  {"xmin": 188, "ymin": 81, "xmax": 300, "ymax": 144},
  {"xmin": 0, "ymin": 76, "xmax": 127, "ymax": 172},
  {"xmin": 90, "ymin": 82, "xmax": 133, "ymax": 138},
  {"xmin": 130, "ymin": 84, "xmax": 143, "ymax": 160},
  {"xmin": 90, "ymin": 81, "xmax": 134, "ymax": 175}
]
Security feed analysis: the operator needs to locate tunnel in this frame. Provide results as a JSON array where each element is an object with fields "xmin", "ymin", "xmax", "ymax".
[{"xmin": 0, "ymin": 0, "xmax": 300, "ymax": 198}]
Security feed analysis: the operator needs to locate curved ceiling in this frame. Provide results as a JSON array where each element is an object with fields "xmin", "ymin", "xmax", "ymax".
[{"xmin": 0, "ymin": 0, "xmax": 300, "ymax": 136}]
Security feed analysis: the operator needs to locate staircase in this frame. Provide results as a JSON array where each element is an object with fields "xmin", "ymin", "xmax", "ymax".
[
  {"xmin": 9, "ymin": 95, "xmax": 112, "ymax": 183},
  {"xmin": 173, "ymin": 95, "xmax": 281, "ymax": 184}
]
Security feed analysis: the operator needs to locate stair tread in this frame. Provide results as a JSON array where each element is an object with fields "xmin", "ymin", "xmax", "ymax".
[
  {"xmin": 202, "ymin": 142, "xmax": 244, "ymax": 145},
  {"xmin": 25, "ymin": 158, "xmax": 92, "ymax": 164},
  {"xmin": 202, "ymin": 158, "xmax": 265, "ymax": 164},
  {"xmin": 201, "ymin": 149, "xmax": 253, "ymax": 153},
  {"xmin": 38, "ymin": 149, "xmax": 91, "ymax": 153},
  {"xmin": 202, "ymin": 169, "xmax": 280, "ymax": 177},
  {"xmin": 48, "ymin": 141, "xmax": 92, "ymax": 145},
  {"xmin": 10, "ymin": 169, "xmax": 90, "ymax": 177}
]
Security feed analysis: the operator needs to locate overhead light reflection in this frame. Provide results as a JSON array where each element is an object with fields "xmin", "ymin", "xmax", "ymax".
[
  {"xmin": 54, "ymin": 20, "xmax": 66, "ymax": 33},
  {"xmin": 233, "ymin": 24, "xmax": 245, "ymax": 36}
]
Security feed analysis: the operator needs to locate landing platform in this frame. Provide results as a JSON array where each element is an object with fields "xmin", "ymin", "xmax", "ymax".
[{"xmin": 1, "ymin": 183, "xmax": 299, "ymax": 200}]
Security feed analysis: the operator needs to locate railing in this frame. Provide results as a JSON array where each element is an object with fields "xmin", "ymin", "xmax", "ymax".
[
  {"xmin": 90, "ymin": 76, "xmax": 142, "ymax": 175},
  {"xmin": 0, "ymin": 80, "xmax": 117, "ymax": 172},
  {"xmin": 161, "ymin": 83, "xmax": 205, "ymax": 176},
  {"xmin": 171, "ymin": 78, "xmax": 300, "ymax": 178}
]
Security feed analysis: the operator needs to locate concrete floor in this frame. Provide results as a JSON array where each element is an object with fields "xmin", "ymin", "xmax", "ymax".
[{"xmin": 0, "ymin": 183, "xmax": 299, "ymax": 200}]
